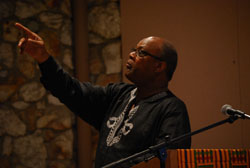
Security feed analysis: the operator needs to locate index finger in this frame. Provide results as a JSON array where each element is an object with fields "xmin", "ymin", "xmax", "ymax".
[{"xmin": 15, "ymin": 23, "xmax": 33, "ymax": 37}]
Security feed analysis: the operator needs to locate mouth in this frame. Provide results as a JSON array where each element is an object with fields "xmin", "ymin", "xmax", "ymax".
[{"xmin": 126, "ymin": 62, "xmax": 132, "ymax": 70}]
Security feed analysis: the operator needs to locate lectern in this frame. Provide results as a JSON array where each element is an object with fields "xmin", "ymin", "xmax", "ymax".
[{"xmin": 132, "ymin": 149, "xmax": 250, "ymax": 168}]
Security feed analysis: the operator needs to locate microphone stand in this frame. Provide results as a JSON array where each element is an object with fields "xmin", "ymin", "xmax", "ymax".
[{"xmin": 101, "ymin": 115, "xmax": 239, "ymax": 168}]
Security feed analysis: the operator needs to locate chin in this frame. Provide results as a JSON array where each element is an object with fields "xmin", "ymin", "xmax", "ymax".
[
  {"xmin": 125, "ymin": 72, "xmax": 132, "ymax": 81},
  {"xmin": 125, "ymin": 72, "xmax": 130, "ymax": 80},
  {"xmin": 125, "ymin": 74, "xmax": 137, "ymax": 84},
  {"xmin": 125, "ymin": 69, "xmax": 138, "ymax": 83}
]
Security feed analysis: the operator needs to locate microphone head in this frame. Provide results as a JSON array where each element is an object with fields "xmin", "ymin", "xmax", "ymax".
[{"xmin": 221, "ymin": 104, "xmax": 232, "ymax": 115}]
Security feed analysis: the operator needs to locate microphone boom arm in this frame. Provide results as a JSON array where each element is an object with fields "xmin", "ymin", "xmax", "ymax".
[{"xmin": 102, "ymin": 115, "xmax": 239, "ymax": 168}]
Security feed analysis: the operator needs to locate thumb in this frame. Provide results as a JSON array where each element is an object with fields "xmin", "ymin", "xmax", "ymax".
[{"xmin": 27, "ymin": 38, "xmax": 44, "ymax": 45}]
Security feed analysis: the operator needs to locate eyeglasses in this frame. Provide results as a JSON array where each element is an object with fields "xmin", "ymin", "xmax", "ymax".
[{"xmin": 130, "ymin": 48, "xmax": 164, "ymax": 61}]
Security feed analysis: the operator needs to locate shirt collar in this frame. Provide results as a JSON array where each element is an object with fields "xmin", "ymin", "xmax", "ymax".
[{"xmin": 130, "ymin": 88, "xmax": 169, "ymax": 103}]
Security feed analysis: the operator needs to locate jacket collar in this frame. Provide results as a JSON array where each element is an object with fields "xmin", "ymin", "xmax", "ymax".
[{"xmin": 130, "ymin": 88, "xmax": 169, "ymax": 103}]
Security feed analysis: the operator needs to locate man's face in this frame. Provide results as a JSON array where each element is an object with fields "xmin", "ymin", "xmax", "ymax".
[{"xmin": 125, "ymin": 37, "xmax": 164, "ymax": 85}]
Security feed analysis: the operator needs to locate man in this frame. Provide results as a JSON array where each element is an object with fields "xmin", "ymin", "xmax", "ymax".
[{"xmin": 16, "ymin": 23, "xmax": 191, "ymax": 168}]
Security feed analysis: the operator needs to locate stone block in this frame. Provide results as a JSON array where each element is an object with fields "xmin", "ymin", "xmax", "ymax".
[{"xmin": 88, "ymin": 2, "xmax": 120, "ymax": 39}]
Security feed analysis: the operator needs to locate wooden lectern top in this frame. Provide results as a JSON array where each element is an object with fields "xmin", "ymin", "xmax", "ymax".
[
  {"xmin": 132, "ymin": 149, "xmax": 250, "ymax": 168},
  {"xmin": 132, "ymin": 150, "xmax": 178, "ymax": 168}
]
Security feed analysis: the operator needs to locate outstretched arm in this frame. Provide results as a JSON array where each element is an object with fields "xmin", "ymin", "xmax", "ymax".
[{"xmin": 15, "ymin": 22, "xmax": 49, "ymax": 63}]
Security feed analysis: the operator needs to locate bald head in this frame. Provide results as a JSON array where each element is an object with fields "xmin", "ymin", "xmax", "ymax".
[{"xmin": 142, "ymin": 36, "xmax": 178, "ymax": 81}]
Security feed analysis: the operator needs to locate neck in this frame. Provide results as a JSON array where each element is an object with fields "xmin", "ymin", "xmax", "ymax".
[{"xmin": 135, "ymin": 82, "xmax": 168, "ymax": 102}]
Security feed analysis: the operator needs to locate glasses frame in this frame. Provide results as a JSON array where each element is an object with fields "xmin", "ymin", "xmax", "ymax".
[{"xmin": 131, "ymin": 48, "xmax": 164, "ymax": 61}]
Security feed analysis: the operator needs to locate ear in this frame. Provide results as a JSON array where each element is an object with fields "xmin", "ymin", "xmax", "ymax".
[{"xmin": 154, "ymin": 61, "xmax": 167, "ymax": 73}]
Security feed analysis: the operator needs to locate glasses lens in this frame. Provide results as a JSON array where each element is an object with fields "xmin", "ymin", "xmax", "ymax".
[
  {"xmin": 130, "ymin": 48, "xmax": 163, "ymax": 61},
  {"xmin": 137, "ymin": 50, "xmax": 144, "ymax": 57},
  {"xmin": 131, "ymin": 48, "xmax": 145, "ymax": 57}
]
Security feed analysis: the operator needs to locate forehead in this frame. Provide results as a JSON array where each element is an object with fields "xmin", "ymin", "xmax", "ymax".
[{"xmin": 136, "ymin": 37, "xmax": 164, "ymax": 54}]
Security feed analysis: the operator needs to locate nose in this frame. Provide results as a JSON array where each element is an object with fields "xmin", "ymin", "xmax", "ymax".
[{"xmin": 129, "ymin": 50, "xmax": 136, "ymax": 60}]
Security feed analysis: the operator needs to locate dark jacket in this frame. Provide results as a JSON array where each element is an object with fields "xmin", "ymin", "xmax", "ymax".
[{"xmin": 39, "ymin": 56, "xmax": 191, "ymax": 168}]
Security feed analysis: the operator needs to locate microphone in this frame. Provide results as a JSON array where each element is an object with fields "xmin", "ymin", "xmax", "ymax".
[{"xmin": 221, "ymin": 104, "xmax": 250, "ymax": 119}]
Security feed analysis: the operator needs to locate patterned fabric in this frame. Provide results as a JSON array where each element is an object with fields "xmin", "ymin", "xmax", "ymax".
[
  {"xmin": 177, "ymin": 149, "xmax": 250, "ymax": 168},
  {"xmin": 106, "ymin": 88, "xmax": 138, "ymax": 146}
]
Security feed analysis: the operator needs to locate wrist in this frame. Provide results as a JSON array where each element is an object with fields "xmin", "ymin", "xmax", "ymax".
[{"xmin": 36, "ymin": 52, "xmax": 49, "ymax": 64}]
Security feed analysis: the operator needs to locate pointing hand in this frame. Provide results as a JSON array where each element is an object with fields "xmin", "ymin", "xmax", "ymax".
[{"xmin": 15, "ymin": 23, "xmax": 49, "ymax": 63}]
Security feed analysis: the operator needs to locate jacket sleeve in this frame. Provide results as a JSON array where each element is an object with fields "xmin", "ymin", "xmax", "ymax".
[{"xmin": 38, "ymin": 56, "xmax": 112, "ymax": 130}]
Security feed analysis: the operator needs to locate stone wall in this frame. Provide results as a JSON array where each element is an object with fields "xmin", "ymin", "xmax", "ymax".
[
  {"xmin": 87, "ymin": 0, "xmax": 122, "ymax": 165},
  {"xmin": 0, "ymin": 0, "xmax": 121, "ymax": 167},
  {"xmin": 88, "ymin": 0, "xmax": 121, "ymax": 84},
  {"xmin": 0, "ymin": 0, "xmax": 75, "ymax": 168}
]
